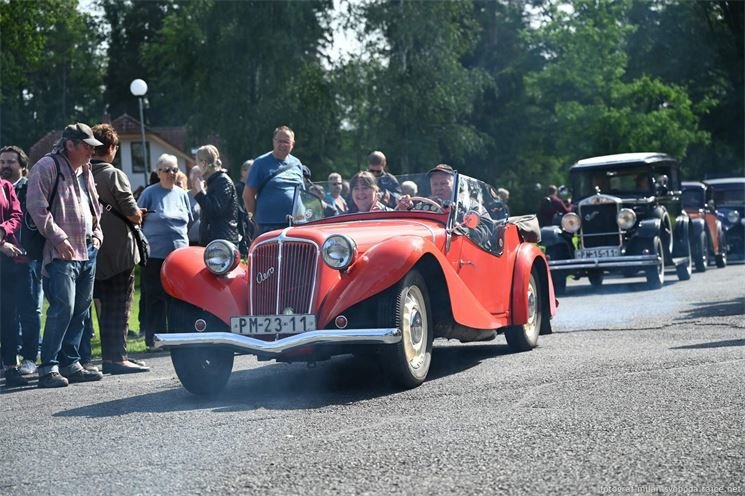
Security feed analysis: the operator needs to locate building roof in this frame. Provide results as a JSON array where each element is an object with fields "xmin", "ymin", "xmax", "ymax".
[{"xmin": 28, "ymin": 114, "xmax": 192, "ymax": 166}]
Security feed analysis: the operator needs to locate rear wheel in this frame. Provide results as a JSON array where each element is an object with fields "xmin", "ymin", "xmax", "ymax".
[
  {"xmin": 171, "ymin": 347, "xmax": 234, "ymax": 396},
  {"xmin": 379, "ymin": 270, "xmax": 433, "ymax": 389},
  {"xmin": 588, "ymin": 271, "xmax": 604, "ymax": 288},
  {"xmin": 693, "ymin": 231, "xmax": 707, "ymax": 272},
  {"xmin": 645, "ymin": 236, "xmax": 664, "ymax": 289},
  {"xmin": 504, "ymin": 270, "xmax": 542, "ymax": 351}
]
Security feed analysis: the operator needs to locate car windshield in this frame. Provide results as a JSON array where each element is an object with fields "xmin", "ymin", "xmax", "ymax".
[
  {"xmin": 572, "ymin": 166, "xmax": 654, "ymax": 199},
  {"xmin": 290, "ymin": 172, "xmax": 507, "ymax": 225},
  {"xmin": 711, "ymin": 184, "xmax": 744, "ymax": 206},
  {"xmin": 681, "ymin": 188, "xmax": 705, "ymax": 209}
]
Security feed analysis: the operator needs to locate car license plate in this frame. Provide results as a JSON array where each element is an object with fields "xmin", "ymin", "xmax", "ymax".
[
  {"xmin": 231, "ymin": 315, "xmax": 316, "ymax": 335},
  {"xmin": 578, "ymin": 247, "xmax": 620, "ymax": 258}
]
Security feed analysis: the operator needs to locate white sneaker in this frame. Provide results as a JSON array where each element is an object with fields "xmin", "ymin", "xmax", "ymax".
[{"xmin": 18, "ymin": 360, "xmax": 37, "ymax": 376}]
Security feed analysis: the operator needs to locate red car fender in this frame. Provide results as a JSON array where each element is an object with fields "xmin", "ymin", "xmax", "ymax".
[
  {"xmin": 510, "ymin": 244, "xmax": 558, "ymax": 325},
  {"xmin": 160, "ymin": 246, "xmax": 248, "ymax": 324},
  {"xmin": 318, "ymin": 235, "xmax": 502, "ymax": 330}
]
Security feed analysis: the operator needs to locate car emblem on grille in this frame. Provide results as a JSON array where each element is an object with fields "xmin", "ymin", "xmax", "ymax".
[
  {"xmin": 584, "ymin": 211, "xmax": 600, "ymax": 221},
  {"xmin": 256, "ymin": 266, "xmax": 275, "ymax": 284}
]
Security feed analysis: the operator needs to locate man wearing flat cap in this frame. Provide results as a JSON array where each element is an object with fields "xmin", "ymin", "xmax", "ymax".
[{"xmin": 27, "ymin": 122, "xmax": 105, "ymax": 387}]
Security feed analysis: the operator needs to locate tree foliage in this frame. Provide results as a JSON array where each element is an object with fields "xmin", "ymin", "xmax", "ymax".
[{"xmin": 0, "ymin": 0, "xmax": 103, "ymax": 150}]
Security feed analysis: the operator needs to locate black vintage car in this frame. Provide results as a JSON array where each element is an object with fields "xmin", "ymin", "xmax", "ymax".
[
  {"xmin": 541, "ymin": 153, "xmax": 693, "ymax": 293},
  {"xmin": 706, "ymin": 177, "xmax": 745, "ymax": 259},
  {"xmin": 681, "ymin": 181, "xmax": 727, "ymax": 270}
]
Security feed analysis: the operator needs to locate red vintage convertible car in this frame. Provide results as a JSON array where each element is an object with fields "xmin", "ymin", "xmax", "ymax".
[{"xmin": 154, "ymin": 170, "xmax": 557, "ymax": 395}]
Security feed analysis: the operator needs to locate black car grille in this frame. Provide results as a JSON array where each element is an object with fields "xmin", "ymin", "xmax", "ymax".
[
  {"xmin": 250, "ymin": 240, "xmax": 318, "ymax": 315},
  {"xmin": 579, "ymin": 203, "xmax": 620, "ymax": 248}
]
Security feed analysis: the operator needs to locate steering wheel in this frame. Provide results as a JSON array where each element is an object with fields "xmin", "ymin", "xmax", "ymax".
[{"xmin": 408, "ymin": 196, "xmax": 445, "ymax": 213}]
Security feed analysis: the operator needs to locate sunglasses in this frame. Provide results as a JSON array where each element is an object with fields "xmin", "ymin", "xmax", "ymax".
[{"xmin": 159, "ymin": 167, "xmax": 179, "ymax": 173}]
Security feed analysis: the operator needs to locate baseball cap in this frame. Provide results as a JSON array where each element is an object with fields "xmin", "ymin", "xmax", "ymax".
[
  {"xmin": 62, "ymin": 122, "xmax": 103, "ymax": 147},
  {"xmin": 427, "ymin": 163, "xmax": 455, "ymax": 176}
]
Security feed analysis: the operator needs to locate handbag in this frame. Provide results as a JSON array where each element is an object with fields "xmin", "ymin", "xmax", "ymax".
[
  {"xmin": 99, "ymin": 199, "xmax": 149, "ymax": 267},
  {"xmin": 21, "ymin": 155, "xmax": 62, "ymax": 260}
]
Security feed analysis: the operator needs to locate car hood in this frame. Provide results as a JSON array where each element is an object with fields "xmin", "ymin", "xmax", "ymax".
[{"xmin": 253, "ymin": 218, "xmax": 447, "ymax": 254}]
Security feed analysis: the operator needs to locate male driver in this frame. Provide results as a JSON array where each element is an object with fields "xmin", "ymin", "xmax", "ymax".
[
  {"xmin": 243, "ymin": 126, "xmax": 305, "ymax": 235},
  {"xmin": 367, "ymin": 150, "xmax": 401, "ymax": 209},
  {"xmin": 27, "ymin": 122, "xmax": 105, "ymax": 387},
  {"xmin": 0, "ymin": 145, "xmax": 41, "ymax": 376}
]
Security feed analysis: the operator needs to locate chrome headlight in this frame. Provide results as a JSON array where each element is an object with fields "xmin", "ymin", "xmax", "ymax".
[
  {"xmin": 321, "ymin": 235, "xmax": 356, "ymax": 270},
  {"xmin": 616, "ymin": 208, "xmax": 637, "ymax": 230},
  {"xmin": 203, "ymin": 240, "xmax": 240, "ymax": 276},
  {"xmin": 561, "ymin": 212, "xmax": 581, "ymax": 233},
  {"xmin": 726, "ymin": 210, "xmax": 740, "ymax": 224}
]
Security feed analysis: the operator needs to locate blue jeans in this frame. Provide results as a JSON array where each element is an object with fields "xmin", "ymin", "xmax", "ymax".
[
  {"xmin": 39, "ymin": 243, "xmax": 97, "ymax": 376},
  {"xmin": 17, "ymin": 258, "xmax": 43, "ymax": 362}
]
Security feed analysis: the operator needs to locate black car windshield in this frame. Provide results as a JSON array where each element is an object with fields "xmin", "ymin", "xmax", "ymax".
[
  {"xmin": 572, "ymin": 167, "xmax": 653, "ymax": 199},
  {"xmin": 711, "ymin": 184, "xmax": 744, "ymax": 206},
  {"xmin": 681, "ymin": 188, "xmax": 705, "ymax": 209}
]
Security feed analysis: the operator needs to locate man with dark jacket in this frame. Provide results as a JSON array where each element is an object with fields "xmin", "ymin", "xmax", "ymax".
[
  {"xmin": 90, "ymin": 124, "xmax": 149, "ymax": 374},
  {"xmin": 367, "ymin": 150, "xmax": 401, "ymax": 209},
  {"xmin": 0, "ymin": 145, "xmax": 41, "ymax": 377}
]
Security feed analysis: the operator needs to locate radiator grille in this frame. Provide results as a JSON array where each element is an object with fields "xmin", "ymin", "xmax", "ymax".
[
  {"xmin": 250, "ymin": 240, "xmax": 318, "ymax": 315},
  {"xmin": 579, "ymin": 203, "xmax": 621, "ymax": 248}
]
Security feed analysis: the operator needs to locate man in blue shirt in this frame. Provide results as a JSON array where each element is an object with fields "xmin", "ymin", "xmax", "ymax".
[{"xmin": 243, "ymin": 126, "xmax": 305, "ymax": 235}]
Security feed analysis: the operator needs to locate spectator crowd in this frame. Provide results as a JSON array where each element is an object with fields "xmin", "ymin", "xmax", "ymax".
[{"xmin": 1, "ymin": 121, "xmax": 517, "ymax": 389}]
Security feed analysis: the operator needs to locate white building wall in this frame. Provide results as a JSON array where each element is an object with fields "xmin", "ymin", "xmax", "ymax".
[{"xmin": 119, "ymin": 137, "xmax": 188, "ymax": 190}]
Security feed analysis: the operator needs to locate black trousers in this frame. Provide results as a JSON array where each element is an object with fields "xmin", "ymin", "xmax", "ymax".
[{"xmin": 139, "ymin": 258, "xmax": 167, "ymax": 347}]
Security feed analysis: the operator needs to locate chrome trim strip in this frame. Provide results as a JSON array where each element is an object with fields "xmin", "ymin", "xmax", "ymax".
[
  {"xmin": 153, "ymin": 328, "xmax": 402, "ymax": 355},
  {"xmin": 548, "ymin": 254, "xmax": 658, "ymax": 271}
]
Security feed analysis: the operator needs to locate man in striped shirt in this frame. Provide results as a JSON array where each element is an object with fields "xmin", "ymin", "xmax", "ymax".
[{"xmin": 26, "ymin": 123, "xmax": 105, "ymax": 388}]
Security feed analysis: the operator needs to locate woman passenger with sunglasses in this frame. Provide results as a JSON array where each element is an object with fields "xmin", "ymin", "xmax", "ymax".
[{"xmin": 136, "ymin": 154, "xmax": 192, "ymax": 348}]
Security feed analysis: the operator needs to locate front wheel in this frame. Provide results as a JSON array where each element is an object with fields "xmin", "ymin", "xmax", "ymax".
[
  {"xmin": 504, "ymin": 270, "xmax": 542, "ymax": 351},
  {"xmin": 171, "ymin": 347, "xmax": 234, "ymax": 396},
  {"xmin": 676, "ymin": 253, "xmax": 692, "ymax": 281},
  {"xmin": 379, "ymin": 270, "xmax": 433, "ymax": 389},
  {"xmin": 645, "ymin": 236, "xmax": 665, "ymax": 289}
]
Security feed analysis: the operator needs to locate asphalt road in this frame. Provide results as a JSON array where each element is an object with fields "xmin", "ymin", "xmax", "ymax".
[{"xmin": 2, "ymin": 263, "xmax": 744, "ymax": 495}]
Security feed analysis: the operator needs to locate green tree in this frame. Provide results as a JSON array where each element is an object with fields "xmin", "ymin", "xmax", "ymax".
[
  {"xmin": 351, "ymin": 0, "xmax": 488, "ymax": 174},
  {"xmin": 0, "ymin": 0, "xmax": 103, "ymax": 150},
  {"xmin": 523, "ymin": 0, "xmax": 709, "ymax": 182},
  {"xmin": 100, "ymin": 0, "xmax": 171, "ymax": 122},
  {"xmin": 142, "ymin": 0, "xmax": 338, "ymax": 177},
  {"xmin": 626, "ymin": 0, "xmax": 743, "ymax": 178}
]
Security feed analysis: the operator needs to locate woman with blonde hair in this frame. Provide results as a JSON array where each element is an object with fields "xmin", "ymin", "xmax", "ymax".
[
  {"xmin": 347, "ymin": 171, "xmax": 389, "ymax": 213},
  {"xmin": 190, "ymin": 144, "xmax": 242, "ymax": 246}
]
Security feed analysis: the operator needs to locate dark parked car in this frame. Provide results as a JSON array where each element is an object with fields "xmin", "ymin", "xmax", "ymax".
[
  {"xmin": 681, "ymin": 181, "xmax": 727, "ymax": 270},
  {"xmin": 542, "ymin": 153, "xmax": 693, "ymax": 293},
  {"xmin": 706, "ymin": 177, "xmax": 745, "ymax": 259}
]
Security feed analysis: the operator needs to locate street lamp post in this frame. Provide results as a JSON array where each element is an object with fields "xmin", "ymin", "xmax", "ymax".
[{"xmin": 129, "ymin": 78, "xmax": 149, "ymax": 186}]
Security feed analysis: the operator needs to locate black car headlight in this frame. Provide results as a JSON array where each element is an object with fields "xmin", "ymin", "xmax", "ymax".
[
  {"xmin": 321, "ymin": 235, "xmax": 356, "ymax": 270},
  {"xmin": 561, "ymin": 212, "xmax": 581, "ymax": 234},
  {"xmin": 203, "ymin": 240, "xmax": 240, "ymax": 276},
  {"xmin": 726, "ymin": 210, "xmax": 740, "ymax": 224},
  {"xmin": 616, "ymin": 208, "xmax": 637, "ymax": 230}
]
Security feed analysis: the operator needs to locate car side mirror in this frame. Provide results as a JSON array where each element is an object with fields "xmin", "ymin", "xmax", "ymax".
[{"xmin": 462, "ymin": 211, "xmax": 480, "ymax": 229}]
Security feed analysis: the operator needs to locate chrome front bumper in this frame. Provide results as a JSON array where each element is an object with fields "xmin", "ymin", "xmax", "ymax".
[
  {"xmin": 548, "ymin": 254, "xmax": 658, "ymax": 272},
  {"xmin": 152, "ymin": 328, "xmax": 402, "ymax": 356}
]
